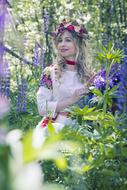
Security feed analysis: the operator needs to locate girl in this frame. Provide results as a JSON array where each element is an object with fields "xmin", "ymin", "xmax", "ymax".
[{"xmin": 36, "ymin": 19, "xmax": 93, "ymax": 132}]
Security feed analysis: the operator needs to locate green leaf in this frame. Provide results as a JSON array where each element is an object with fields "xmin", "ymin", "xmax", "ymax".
[
  {"xmin": 47, "ymin": 121, "xmax": 56, "ymax": 135},
  {"xmin": 88, "ymin": 153, "xmax": 93, "ymax": 162},
  {"xmin": 55, "ymin": 157, "xmax": 67, "ymax": 171},
  {"xmin": 22, "ymin": 130, "xmax": 41, "ymax": 163},
  {"xmin": 82, "ymin": 164, "xmax": 93, "ymax": 172},
  {"xmin": 108, "ymin": 85, "xmax": 118, "ymax": 95},
  {"xmin": 91, "ymin": 88, "xmax": 103, "ymax": 97}
]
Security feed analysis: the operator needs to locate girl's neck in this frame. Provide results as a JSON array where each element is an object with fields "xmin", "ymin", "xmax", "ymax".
[
  {"xmin": 65, "ymin": 59, "xmax": 77, "ymax": 71},
  {"xmin": 66, "ymin": 64, "xmax": 76, "ymax": 71}
]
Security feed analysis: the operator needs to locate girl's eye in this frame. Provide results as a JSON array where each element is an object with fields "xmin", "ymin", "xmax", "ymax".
[
  {"xmin": 66, "ymin": 38, "xmax": 72, "ymax": 42},
  {"xmin": 57, "ymin": 39, "xmax": 62, "ymax": 43},
  {"xmin": 57, "ymin": 38, "xmax": 72, "ymax": 44}
]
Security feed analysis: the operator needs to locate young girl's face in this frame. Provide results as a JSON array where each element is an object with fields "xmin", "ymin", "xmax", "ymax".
[{"xmin": 57, "ymin": 30, "xmax": 77, "ymax": 60}]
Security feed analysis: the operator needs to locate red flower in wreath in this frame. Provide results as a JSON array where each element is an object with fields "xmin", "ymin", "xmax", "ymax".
[{"xmin": 66, "ymin": 25, "xmax": 75, "ymax": 32}]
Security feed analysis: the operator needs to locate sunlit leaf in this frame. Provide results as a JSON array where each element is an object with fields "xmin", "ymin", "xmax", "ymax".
[
  {"xmin": 91, "ymin": 88, "xmax": 103, "ymax": 97},
  {"xmin": 82, "ymin": 164, "xmax": 93, "ymax": 172},
  {"xmin": 88, "ymin": 153, "xmax": 93, "ymax": 162},
  {"xmin": 47, "ymin": 121, "xmax": 56, "ymax": 135},
  {"xmin": 55, "ymin": 157, "xmax": 67, "ymax": 171}
]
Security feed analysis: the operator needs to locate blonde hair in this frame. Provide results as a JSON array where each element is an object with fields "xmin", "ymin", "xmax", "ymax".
[{"xmin": 53, "ymin": 31, "xmax": 92, "ymax": 84}]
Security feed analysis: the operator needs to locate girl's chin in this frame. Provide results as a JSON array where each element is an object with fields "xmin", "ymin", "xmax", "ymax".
[{"xmin": 60, "ymin": 52, "xmax": 71, "ymax": 57}]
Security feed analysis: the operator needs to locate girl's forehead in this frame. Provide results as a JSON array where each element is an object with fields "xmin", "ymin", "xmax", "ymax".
[{"xmin": 60, "ymin": 30, "xmax": 73, "ymax": 38}]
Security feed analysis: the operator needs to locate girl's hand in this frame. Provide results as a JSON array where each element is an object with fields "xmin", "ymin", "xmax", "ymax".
[
  {"xmin": 71, "ymin": 88, "xmax": 87, "ymax": 103},
  {"xmin": 56, "ymin": 87, "xmax": 89, "ymax": 112}
]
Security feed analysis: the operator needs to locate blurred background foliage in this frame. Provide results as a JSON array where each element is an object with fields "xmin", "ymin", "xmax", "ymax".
[{"xmin": 0, "ymin": 0, "xmax": 127, "ymax": 189}]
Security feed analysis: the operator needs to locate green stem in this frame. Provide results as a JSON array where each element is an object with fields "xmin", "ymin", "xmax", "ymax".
[{"xmin": 103, "ymin": 59, "xmax": 114, "ymax": 114}]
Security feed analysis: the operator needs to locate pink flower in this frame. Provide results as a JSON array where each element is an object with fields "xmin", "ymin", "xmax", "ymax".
[
  {"xmin": 67, "ymin": 25, "xmax": 75, "ymax": 32},
  {"xmin": 60, "ymin": 23, "xmax": 64, "ymax": 27},
  {"xmin": 79, "ymin": 28, "xmax": 88, "ymax": 34}
]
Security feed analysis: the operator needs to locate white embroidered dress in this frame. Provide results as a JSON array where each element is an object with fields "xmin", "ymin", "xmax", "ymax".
[{"xmin": 36, "ymin": 65, "xmax": 84, "ymax": 132}]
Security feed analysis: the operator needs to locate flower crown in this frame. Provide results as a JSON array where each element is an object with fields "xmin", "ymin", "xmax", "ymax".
[{"xmin": 51, "ymin": 19, "xmax": 89, "ymax": 40}]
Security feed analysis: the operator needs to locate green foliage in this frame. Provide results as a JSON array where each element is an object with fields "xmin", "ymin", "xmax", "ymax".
[
  {"xmin": 93, "ymin": 42, "xmax": 124, "ymax": 114},
  {"xmin": 0, "ymin": 143, "xmax": 11, "ymax": 190},
  {"xmin": 40, "ymin": 44, "xmax": 126, "ymax": 189},
  {"xmin": 96, "ymin": 42, "xmax": 124, "ymax": 64},
  {"xmin": 43, "ymin": 105, "xmax": 126, "ymax": 189}
]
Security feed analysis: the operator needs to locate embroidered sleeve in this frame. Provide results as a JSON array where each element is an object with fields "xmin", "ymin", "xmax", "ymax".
[
  {"xmin": 39, "ymin": 67, "xmax": 53, "ymax": 90},
  {"xmin": 37, "ymin": 87, "xmax": 57, "ymax": 118}
]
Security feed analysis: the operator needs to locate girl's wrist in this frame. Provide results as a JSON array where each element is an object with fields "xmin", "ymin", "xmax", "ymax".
[{"xmin": 68, "ymin": 96, "xmax": 76, "ymax": 105}]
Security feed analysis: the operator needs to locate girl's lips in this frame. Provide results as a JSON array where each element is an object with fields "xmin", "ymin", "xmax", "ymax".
[{"xmin": 60, "ymin": 49, "xmax": 68, "ymax": 52}]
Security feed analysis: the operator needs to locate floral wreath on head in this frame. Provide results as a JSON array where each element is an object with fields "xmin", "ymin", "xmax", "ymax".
[{"xmin": 51, "ymin": 19, "xmax": 89, "ymax": 40}]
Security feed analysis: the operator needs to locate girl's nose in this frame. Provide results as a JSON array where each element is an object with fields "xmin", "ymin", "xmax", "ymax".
[{"xmin": 60, "ymin": 40, "xmax": 66, "ymax": 46}]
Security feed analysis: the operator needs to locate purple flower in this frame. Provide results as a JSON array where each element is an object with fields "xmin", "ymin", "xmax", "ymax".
[
  {"xmin": 0, "ymin": 44, "xmax": 4, "ymax": 59},
  {"xmin": 116, "ymin": 50, "xmax": 127, "ymax": 113},
  {"xmin": 93, "ymin": 63, "xmax": 121, "ymax": 93},
  {"xmin": 32, "ymin": 43, "xmax": 40, "ymax": 67},
  {"xmin": 43, "ymin": 8, "xmax": 49, "ymax": 34},
  {"xmin": 0, "ymin": 8, "xmax": 5, "ymax": 33},
  {"xmin": 5, "ymin": 69, "xmax": 10, "ymax": 97},
  {"xmin": 108, "ymin": 63, "xmax": 121, "ymax": 88},
  {"xmin": 93, "ymin": 67, "xmax": 106, "ymax": 92},
  {"xmin": 16, "ymin": 84, "xmax": 22, "ymax": 112},
  {"xmin": 0, "ymin": 60, "xmax": 10, "ymax": 97},
  {"xmin": 58, "ymin": 26, "xmax": 65, "ymax": 33},
  {"xmin": 16, "ymin": 79, "xmax": 27, "ymax": 112},
  {"xmin": 124, "ymin": 47, "xmax": 127, "ymax": 55}
]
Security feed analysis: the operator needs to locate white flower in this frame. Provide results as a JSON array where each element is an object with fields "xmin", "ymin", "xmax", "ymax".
[
  {"xmin": 32, "ymin": 128, "xmax": 47, "ymax": 148},
  {"xmin": 6, "ymin": 129, "xmax": 23, "ymax": 173},
  {"xmin": 13, "ymin": 163, "xmax": 44, "ymax": 190}
]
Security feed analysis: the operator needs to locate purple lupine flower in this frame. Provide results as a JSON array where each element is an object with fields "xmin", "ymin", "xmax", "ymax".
[
  {"xmin": 0, "ymin": 1, "xmax": 9, "ymax": 97},
  {"xmin": 108, "ymin": 63, "xmax": 121, "ymax": 88},
  {"xmin": 0, "ymin": 44, "xmax": 4, "ymax": 60},
  {"xmin": 124, "ymin": 47, "xmax": 127, "ymax": 55},
  {"xmin": 16, "ymin": 83, "xmax": 22, "ymax": 112},
  {"xmin": 93, "ymin": 67, "xmax": 106, "ymax": 92},
  {"xmin": 43, "ymin": 8, "xmax": 49, "ymax": 34},
  {"xmin": 21, "ymin": 78, "xmax": 27, "ymax": 112},
  {"xmin": 32, "ymin": 43, "xmax": 40, "ymax": 67},
  {"xmin": 0, "ymin": 60, "xmax": 10, "ymax": 97},
  {"xmin": 0, "ymin": 80, "xmax": 5, "ymax": 95},
  {"xmin": 0, "ymin": 45, "xmax": 5, "ymax": 79},
  {"xmin": 0, "ymin": 13, "xmax": 5, "ymax": 35},
  {"xmin": 117, "ymin": 49, "xmax": 127, "ymax": 113},
  {"xmin": 0, "ymin": 0, "xmax": 6, "ymax": 34},
  {"xmin": 41, "ymin": 47, "xmax": 46, "ymax": 68},
  {"xmin": 5, "ymin": 72, "xmax": 10, "ymax": 97},
  {"xmin": 16, "ymin": 78, "xmax": 27, "ymax": 112},
  {"xmin": 0, "ymin": 0, "xmax": 6, "ymax": 55},
  {"xmin": 101, "ymin": 33, "xmax": 108, "ymax": 47},
  {"xmin": 93, "ymin": 63, "xmax": 121, "ymax": 93}
]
